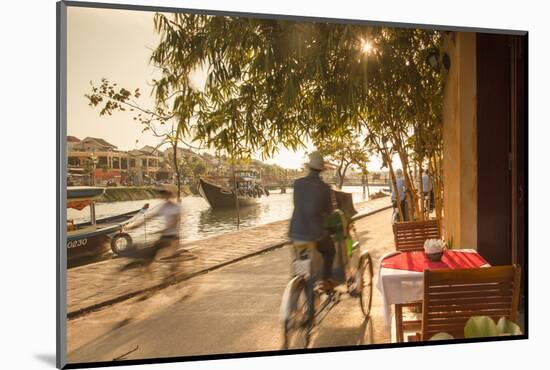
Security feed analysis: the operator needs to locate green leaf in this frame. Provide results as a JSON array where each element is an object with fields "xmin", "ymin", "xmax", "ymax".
[
  {"xmin": 429, "ymin": 332, "xmax": 454, "ymax": 341},
  {"xmin": 496, "ymin": 317, "xmax": 522, "ymax": 336},
  {"xmin": 464, "ymin": 316, "xmax": 499, "ymax": 338}
]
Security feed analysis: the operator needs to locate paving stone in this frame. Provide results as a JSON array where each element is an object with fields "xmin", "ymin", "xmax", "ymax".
[{"xmin": 67, "ymin": 197, "xmax": 391, "ymax": 315}]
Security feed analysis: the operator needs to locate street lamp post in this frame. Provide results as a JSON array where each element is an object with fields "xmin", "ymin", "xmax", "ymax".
[
  {"xmin": 362, "ymin": 172, "xmax": 366, "ymax": 200},
  {"xmin": 90, "ymin": 153, "xmax": 98, "ymax": 186}
]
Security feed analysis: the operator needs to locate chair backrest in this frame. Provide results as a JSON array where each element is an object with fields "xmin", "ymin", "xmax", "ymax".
[
  {"xmin": 421, "ymin": 265, "xmax": 521, "ymax": 340},
  {"xmin": 393, "ymin": 219, "xmax": 440, "ymax": 252}
]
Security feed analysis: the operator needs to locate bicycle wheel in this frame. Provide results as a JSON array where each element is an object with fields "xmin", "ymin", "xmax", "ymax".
[
  {"xmin": 282, "ymin": 278, "xmax": 311, "ymax": 349},
  {"xmin": 358, "ymin": 252, "xmax": 374, "ymax": 318}
]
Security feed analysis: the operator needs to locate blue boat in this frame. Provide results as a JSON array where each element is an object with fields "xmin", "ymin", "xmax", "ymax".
[{"xmin": 66, "ymin": 187, "xmax": 142, "ymax": 266}]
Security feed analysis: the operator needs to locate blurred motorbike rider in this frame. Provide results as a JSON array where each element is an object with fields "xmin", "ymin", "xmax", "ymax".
[
  {"xmin": 289, "ymin": 151, "xmax": 336, "ymax": 289},
  {"xmin": 125, "ymin": 184, "xmax": 182, "ymax": 274}
]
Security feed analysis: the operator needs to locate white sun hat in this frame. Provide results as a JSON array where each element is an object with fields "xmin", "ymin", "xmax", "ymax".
[{"xmin": 307, "ymin": 151, "xmax": 326, "ymax": 171}]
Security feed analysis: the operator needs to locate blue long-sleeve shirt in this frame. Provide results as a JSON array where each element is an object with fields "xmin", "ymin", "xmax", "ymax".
[
  {"xmin": 391, "ymin": 177, "xmax": 406, "ymax": 202},
  {"xmin": 422, "ymin": 174, "xmax": 432, "ymax": 193},
  {"xmin": 289, "ymin": 171, "xmax": 333, "ymax": 241}
]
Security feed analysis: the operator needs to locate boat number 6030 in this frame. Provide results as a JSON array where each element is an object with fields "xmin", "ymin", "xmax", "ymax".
[{"xmin": 67, "ymin": 238, "xmax": 88, "ymax": 249}]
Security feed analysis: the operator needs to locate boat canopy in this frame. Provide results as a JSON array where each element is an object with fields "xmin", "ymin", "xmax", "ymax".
[
  {"xmin": 238, "ymin": 176, "xmax": 255, "ymax": 182},
  {"xmin": 234, "ymin": 170, "xmax": 258, "ymax": 177},
  {"xmin": 67, "ymin": 187, "xmax": 105, "ymax": 210}
]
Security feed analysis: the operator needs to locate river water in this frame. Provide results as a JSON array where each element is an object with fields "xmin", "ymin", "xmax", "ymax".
[{"xmin": 68, "ymin": 185, "xmax": 387, "ymax": 243}]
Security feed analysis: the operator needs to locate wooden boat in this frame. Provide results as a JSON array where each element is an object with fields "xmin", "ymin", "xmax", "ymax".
[
  {"xmin": 66, "ymin": 187, "xmax": 142, "ymax": 266},
  {"xmin": 198, "ymin": 171, "xmax": 268, "ymax": 209}
]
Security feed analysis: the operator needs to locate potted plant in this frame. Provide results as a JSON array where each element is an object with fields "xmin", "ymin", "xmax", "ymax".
[{"xmin": 424, "ymin": 239, "xmax": 445, "ymax": 261}]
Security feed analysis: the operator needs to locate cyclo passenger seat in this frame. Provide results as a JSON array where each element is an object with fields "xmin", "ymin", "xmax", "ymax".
[
  {"xmin": 292, "ymin": 241, "xmax": 316, "ymax": 262},
  {"xmin": 293, "ymin": 241, "xmax": 316, "ymax": 251},
  {"xmin": 291, "ymin": 241, "xmax": 316, "ymax": 278}
]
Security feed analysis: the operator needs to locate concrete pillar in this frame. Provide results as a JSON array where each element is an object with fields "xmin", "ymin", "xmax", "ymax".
[{"xmin": 442, "ymin": 32, "xmax": 478, "ymax": 249}]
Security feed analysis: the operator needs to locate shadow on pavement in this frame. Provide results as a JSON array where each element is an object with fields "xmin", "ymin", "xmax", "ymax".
[
  {"xmin": 354, "ymin": 228, "xmax": 371, "ymax": 244},
  {"xmin": 310, "ymin": 317, "xmax": 374, "ymax": 348}
]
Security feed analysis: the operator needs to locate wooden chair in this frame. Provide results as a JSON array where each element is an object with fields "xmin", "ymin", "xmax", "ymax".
[
  {"xmin": 393, "ymin": 219, "xmax": 440, "ymax": 252},
  {"xmin": 392, "ymin": 219, "xmax": 440, "ymax": 342},
  {"xmin": 420, "ymin": 265, "xmax": 521, "ymax": 340}
]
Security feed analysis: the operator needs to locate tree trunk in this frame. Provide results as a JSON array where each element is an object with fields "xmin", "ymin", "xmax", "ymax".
[
  {"xmin": 362, "ymin": 173, "xmax": 366, "ymax": 200},
  {"xmin": 418, "ymin": 158, "xmax": 425, "ymax": 220},
  {"xmin": 390, "ymin": 130, "xmax": 421, "ymax": 220},
  {"xmin": 435, "ymin": 155, "xmax": 443, "ymax": 233},
  {"xmin": 171, "ymin": 141, "xmax": 182, "ymax": 203},
  {"xmin": 231, "ymin": 159, "xmax": 240, "ymax": 230},
  {"xmin": 371, "ymin": 135, "xmax": 404, "ymax": 222},
  {"xmin": 396, "ymin": 150, "xmax": 419, "ymax": 221},
  {"xmin": 338, "ymin": 162, "xmax": 351, "ymax": 189},
  {"xmin": 429, "ymin": 155, "xmax": 443, "ymax": 237},
  {"xmin": 388, "ymin": 165, "xmax": 404, "ymax": 222},
  {"xmin": 387, "ymin": 156, "xmax": 404, "ymax": 222},
  {"xmin": 336, "ymin": 160, "xmax": 344, "ymax": 189}
]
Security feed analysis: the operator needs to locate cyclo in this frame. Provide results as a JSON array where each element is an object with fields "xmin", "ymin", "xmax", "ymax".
[{"xmin": 280, "ymin": 190, "xmax": 374, "ymax": 349}]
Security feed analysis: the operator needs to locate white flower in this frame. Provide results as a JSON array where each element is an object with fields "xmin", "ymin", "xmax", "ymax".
[{"xmin": 424, "ymin": 239, "xmax": 444, "ymax": 254}]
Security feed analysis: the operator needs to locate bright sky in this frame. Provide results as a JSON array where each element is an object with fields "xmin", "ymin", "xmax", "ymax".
[{"xmin": 67, "ymin": 7, "xmax": 388, "ymax": 171}]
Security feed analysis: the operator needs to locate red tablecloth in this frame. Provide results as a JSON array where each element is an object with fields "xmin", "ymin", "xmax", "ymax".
[{"xmin": 381, "ymin": 250, "xmax": 488, "ymax": 272}]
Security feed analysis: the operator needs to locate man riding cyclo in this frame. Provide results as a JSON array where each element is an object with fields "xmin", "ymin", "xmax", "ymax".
[{"xmin": 289, "ymin": 151, "xmax": 346, "ymax": 292}]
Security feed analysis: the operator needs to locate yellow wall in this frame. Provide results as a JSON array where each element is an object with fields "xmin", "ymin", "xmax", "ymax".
[{"xmin": 442, "ymin": 32, "xmax": 478, "ymax": 249}]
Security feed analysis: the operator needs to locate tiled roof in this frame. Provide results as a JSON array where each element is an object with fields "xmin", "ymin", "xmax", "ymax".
[
  {"xmin": 138, "ymin": 145, "xmax": 160, "ymax": 155},
  {"xmin": 83, "ymin": 137, "xmax": 117, "ymax": 148}
]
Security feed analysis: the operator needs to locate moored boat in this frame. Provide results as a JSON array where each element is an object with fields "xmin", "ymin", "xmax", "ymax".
[
  {"xmin": 66, "ymin": 186, "xmax": 143, "ymax": 266},
  {"xmin": 198, "ymin": 171, "xmax": 268, "ymax": 209}
]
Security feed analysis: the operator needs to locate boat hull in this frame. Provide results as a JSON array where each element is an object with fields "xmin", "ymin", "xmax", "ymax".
[
  {"xmin": 67, "ymin": 233, "xmax": 112, "ymax": 266},
  {"xmin": 67, "ymin": 209, "xmax": 141, "ymax": 267},
  {"xmin": 199, "ymin": 178, "xmax": 261, "ymax": 209}
]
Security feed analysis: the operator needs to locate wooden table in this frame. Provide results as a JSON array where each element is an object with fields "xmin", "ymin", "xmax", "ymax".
[{"xmin": 376, "ymin": 249, "xmax": 490, "ymax": 341}]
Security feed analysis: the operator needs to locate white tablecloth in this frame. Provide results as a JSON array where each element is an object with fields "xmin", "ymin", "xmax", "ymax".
[{"xmin": 376, "ymin": 249, "xmax": 489, "ymax": 330}]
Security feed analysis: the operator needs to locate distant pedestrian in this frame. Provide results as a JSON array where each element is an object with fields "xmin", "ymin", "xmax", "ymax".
[
  {"xmin": 422, "ymin": 170, "xmax": 434, "ymax": 212},
  {"xmin": 391, "ymin": 169, "xmax": 408, "ymax": 222}
]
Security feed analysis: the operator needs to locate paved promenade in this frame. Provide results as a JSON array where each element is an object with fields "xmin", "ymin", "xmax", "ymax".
[
  {"xmin": 67, "ymin": 197, "xmax": 391, "ymax": 318},
  {"xmin": 67, "ymin": 206, "xmax": 397, "ymax": 361}
]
